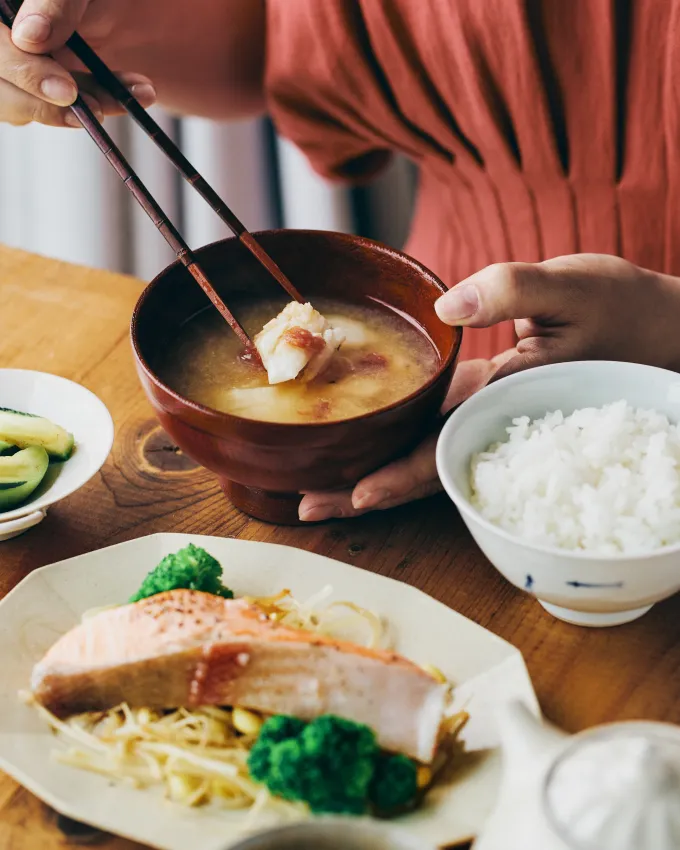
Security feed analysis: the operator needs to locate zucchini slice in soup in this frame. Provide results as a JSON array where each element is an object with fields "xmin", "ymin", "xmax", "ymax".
[
  {"xmin": 0, "ymin": 408, "xmax": 74, "ymax": 461},
  {"xmin": 0, "ymin": 446, "xmax": 49, "ymax": 510}
]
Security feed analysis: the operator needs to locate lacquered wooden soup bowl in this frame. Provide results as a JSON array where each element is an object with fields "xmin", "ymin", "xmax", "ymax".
[{"xmin": 131, "ymin": 230, "xmax": 462, "ymax": 524}]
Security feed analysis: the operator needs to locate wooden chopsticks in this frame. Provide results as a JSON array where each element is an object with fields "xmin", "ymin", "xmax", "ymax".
[
  {"xmin": 0, "ymin": 0, "xmax": 304, "ymax": 348},
  {"xmin": 62, "ymin": 30, "xmax": 304, "ymax": 306}
]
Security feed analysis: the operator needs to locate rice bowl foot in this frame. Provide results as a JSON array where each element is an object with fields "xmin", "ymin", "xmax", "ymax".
[{"xmin": 538, "ymin": 601, "xmax": 654, "ymax": 628}]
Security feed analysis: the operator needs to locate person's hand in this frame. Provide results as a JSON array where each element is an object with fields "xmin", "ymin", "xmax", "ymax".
[
  {"xmin": 298, "ymin": 351, "xmax": 515, "ymax": 522},
  {"xmin": 435, "ymin": 253, "xmax": 680, "ymax": 379},
  {"xmin": 0, "ymin": 0, "xmax": 155, "ymax": 127},
  {"xmin": 299, "ymin": 252, "xmax": 680, "ymax": 522}
]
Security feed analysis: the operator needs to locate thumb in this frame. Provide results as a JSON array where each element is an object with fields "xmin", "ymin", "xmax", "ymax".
[
  {"xmin": 12, "ymin": 0, "xmax": 89, "ymax": 53},
  {"xmin": 435, "ymin": 262, "xmax": 565, "ymax": 328}
]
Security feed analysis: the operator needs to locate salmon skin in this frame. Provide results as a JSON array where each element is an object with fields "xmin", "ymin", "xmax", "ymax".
[{"xmin": 30, "ymin": 590, "xmax": 447, "ymax": 763}]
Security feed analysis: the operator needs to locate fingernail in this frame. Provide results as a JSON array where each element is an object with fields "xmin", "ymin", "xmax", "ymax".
[
  {"xmin": 131, "ymin": 83, "xmax": 157, "ymax": 106},
  {"xmin": 299, "ymin": 506, "xmax": 343, "ymax": 522},
  {"xmin": 14, "ymin": 14, "xmax": 51, "ymax": 44},
  {"xmin": 353, "ymin": 488, "xmax": 391, "ymax": 510},
  {"xmin": 435, "ymin": 284, "xmax": 479, "ymax": 323},
  {"xmin": 41, "ymin": 76, "xmax": 77, "ymax": 106}
]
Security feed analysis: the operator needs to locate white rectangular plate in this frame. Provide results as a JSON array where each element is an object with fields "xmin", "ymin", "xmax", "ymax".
[{"xmin": 0, "ymin": 533, "xmax": 538, "ymax": 849}]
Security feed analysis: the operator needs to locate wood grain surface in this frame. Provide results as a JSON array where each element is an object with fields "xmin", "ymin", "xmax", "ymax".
[{"xmin": 1, "ymin": 246, "xmax": 680, "ymax": 850}]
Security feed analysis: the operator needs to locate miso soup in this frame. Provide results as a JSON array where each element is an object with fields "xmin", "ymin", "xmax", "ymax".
[{"xmin": 157, "ymin": 298, "xmax": 439, "ymax": 424}]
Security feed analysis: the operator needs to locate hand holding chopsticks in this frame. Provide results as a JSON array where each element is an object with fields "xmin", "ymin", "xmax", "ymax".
[{"xmin": 0, "ymin": 0, "xmax": 304, "ymax": 349}]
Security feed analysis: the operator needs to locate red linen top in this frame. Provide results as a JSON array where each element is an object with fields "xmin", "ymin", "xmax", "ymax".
[{"xmin": 266, "ymin": 0, "xmax": 680, "ymax": 361}]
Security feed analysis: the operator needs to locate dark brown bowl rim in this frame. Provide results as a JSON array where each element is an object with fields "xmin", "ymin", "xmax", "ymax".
[{"xmin": 130, "ymin": 229, "xmax": 463, "ymax": 431}]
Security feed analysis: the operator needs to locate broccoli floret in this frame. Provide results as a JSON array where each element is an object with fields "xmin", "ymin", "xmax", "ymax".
[
  {"xmin": 257, "ymin": 715, "xmax": 307, "ymax": 746},
  {"xmin": 247, "ymin": 714, "xmax": 418, "ymax": 817},
  {"xmin": 368, "ymin": 753, "xmax": 418, "ymax": 814},
  {"xmin": 248, "ymin": 714, "xmax": 377, "ymax": 814},
  {"xmin": 129, "ymin": 544, "xmax": 234, "ymax": 603},
  {"xmin": 247, "ymin": 715, "xmax": 306, "ymax": 784}
]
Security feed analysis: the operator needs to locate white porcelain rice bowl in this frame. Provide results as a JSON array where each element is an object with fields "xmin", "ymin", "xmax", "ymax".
[{"xmin": 436, "ymin": 361, "xmax": 680, "ymax": 627}]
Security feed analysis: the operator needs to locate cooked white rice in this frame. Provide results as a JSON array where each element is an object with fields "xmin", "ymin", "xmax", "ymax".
[{"xmin": 470, "ymin": 400, "xmax": 680, "ymax": 554}]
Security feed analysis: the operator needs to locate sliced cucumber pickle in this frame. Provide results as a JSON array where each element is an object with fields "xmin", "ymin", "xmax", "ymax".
[
  {"xmin": 0, "ymin": 445, "xmax": 50, "ymax": 511},
  {"xmin": 0, "ymin": 408, "xmax": 74, "ymax": 461}
]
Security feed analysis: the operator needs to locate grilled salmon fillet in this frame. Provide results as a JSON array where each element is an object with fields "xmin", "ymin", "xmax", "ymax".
[{"xmin": 30, "ymin": 590, "xmax": 447, "ymax": 763}]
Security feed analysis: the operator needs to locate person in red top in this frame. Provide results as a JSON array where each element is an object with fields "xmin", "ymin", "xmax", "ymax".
[{"xmin": 3, "ymin": 0, "xmax": 680, "ymax": 519}]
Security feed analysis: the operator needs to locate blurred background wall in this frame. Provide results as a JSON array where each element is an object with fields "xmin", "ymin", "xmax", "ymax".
[{"xmin": 0, "ymin": 113, "xmax": 416, "ymax": 280}]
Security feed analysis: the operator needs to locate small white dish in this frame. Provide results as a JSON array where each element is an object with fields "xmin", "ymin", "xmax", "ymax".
[
  {"xmin": 0, "ymin": 533, "xmax": 539, "ymax": 850},
  {"xmin": 0, "ymin": 509, "xmax": 47, "ymax": 542},
  {"xmin": 436, "ymin": 361, "xmax": 680, "ymax": 628},
  {"xmin": 0, "ymin": 369, "xmax": 114, "ymax": 539}
]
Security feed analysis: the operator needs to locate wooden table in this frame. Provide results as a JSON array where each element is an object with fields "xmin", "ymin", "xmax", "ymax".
[{"xmin": 2, "ymin": 245, "xmax": 680, "ymax": 849}]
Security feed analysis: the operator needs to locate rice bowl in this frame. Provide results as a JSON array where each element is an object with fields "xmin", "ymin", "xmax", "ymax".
[{"xmin": 436, "ymin": 361, "xmax": 680, "ymax": 628}]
